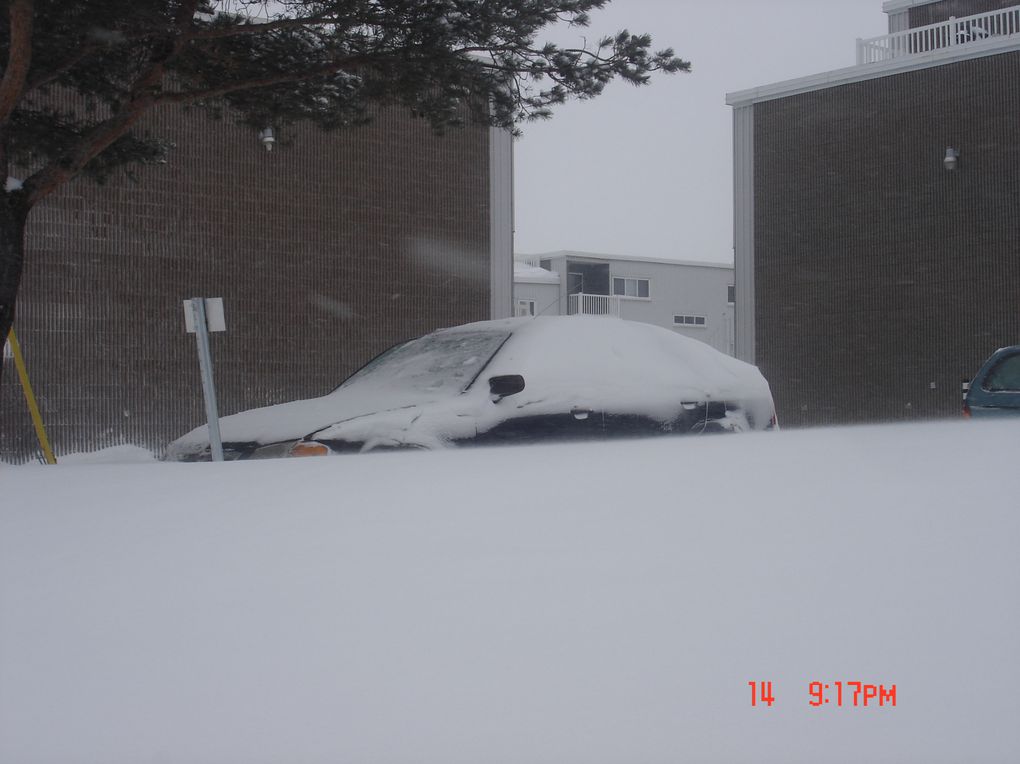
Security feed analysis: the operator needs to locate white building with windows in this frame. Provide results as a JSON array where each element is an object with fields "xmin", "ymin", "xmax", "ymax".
[{"xmin": 513, "ymin": 251, "xmax": 735, "ymax": 355}]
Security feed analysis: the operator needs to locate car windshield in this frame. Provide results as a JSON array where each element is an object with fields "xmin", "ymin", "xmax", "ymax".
[
  {"xmin": 984, "ymin": 353, "xmax": 1020, "ymax": 392},
  {"xmin": 338, "ymin": 329, "xmax": 511, "ymax": 396}
]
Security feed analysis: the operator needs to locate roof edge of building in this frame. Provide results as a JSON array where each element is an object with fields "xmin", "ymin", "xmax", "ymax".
[
  {"xmin": 520, "ymin": 250, "xmax": 734, "ymax": 270},
  {"xmin": 882, "ymin": 0, "xmax": 940, "ymax": 12},
  {"xmin": 726, "ymin": 35, "xmax": 1020, "ymax": 107}
]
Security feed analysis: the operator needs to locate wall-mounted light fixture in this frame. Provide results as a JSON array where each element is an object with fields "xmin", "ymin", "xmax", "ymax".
[
  {"xmin": 943, "ymin": 147, "xmax": 960, "ymax": 171},
  {"xmin": 258, "ymin": 127, "xmax": 275, "ymax": 151}
]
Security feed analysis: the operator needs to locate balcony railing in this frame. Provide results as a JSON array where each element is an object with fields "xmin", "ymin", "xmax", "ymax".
[
  {"xmin": 567, "ymin": 293, "xmax": 621, "ymax": 317},
  {"xmin": 857, "ymin": 5, "xmax": 1020, "ymax": 64}
]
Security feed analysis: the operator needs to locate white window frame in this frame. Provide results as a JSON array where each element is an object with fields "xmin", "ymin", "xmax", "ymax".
[
  {"xmin": 515, "ymin": 299, "xmax": 536, "ymax": 317},
  {"xmin": 673, "ymin": 314, "xmax": 707, "ymax": 328},
  {"xmin": 611, "ymin": 276, "xmax": 651, "ymax": 300}
]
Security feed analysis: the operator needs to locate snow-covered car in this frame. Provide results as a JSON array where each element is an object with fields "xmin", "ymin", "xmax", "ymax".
[{"xmin": 166, "ymin": 316, "xmax": 777, "ymax": 461}]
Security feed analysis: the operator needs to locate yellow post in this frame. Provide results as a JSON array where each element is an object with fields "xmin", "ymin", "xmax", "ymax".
[{"xmin": 6, "ymin": 328, "xmax": 57, "ymax": 464}]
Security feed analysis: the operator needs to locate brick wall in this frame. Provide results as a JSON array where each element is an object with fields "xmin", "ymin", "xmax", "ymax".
[
  {"xmin": 1, "ymin": 103, "xmax": 491, "ymax": 460},
  {"xmin": 753, "ymin": 51, "xmax": 1020, "ymax": 427}
]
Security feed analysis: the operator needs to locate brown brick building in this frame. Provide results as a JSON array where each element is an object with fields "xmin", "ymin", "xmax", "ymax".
[
  {"xmin": 1, "ymin": 103, "xmax": 512, "ymax": 461},
  {"xmin": 728, "ymin": 0, "xmax": 1020, "ymax": 427}
]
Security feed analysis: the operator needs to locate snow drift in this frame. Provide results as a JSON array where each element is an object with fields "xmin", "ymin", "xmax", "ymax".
[{"xmin": 2, "ymin": 420, "xmax": 1019, "ymax": 763}]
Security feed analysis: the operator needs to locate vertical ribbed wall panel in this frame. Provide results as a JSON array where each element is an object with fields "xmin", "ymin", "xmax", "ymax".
[
  {"xmin": 488, "ymin": 126, "xmax": 514, "ymax": 319},
  {"xmin": 754, "ymin": 50, "xmax": 1020, "ymax": 427},
  {"xmin": 732, "ymin": 105, "xmax": 755, "ymax": 364},
  {"xmin": 0, "ymin": 103, "xmax": 491, "ymax": 461}
]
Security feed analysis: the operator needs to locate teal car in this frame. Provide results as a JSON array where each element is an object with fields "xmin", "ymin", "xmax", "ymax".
[{"xmin": 964, "ymin": 346, "xmax": 1020, "ymax": 418}]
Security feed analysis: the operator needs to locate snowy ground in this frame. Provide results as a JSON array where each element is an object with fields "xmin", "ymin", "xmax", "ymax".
[{"xmin": 2, "ymin": 420, "xmax": 1019, "ymax": 764}]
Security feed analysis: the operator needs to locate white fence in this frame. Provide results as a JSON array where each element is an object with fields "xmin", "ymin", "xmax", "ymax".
[
  {"xmin": 515, "ymin": 255, "xmax": 543, "ymax": 268},
  {"xmin": 567, "ymin": 293, "xmax": 621, "ymax": 317},
  {"xmin": 857, "ymin": 6, "xmax": 1020, "ymax": 64}
]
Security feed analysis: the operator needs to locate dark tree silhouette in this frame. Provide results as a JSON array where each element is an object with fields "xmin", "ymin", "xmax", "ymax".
[{"xmin": 0, "ymin": 0, "xmax": 689, "ymax": 365}]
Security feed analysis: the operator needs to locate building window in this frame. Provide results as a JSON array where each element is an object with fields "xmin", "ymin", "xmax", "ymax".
[
  {"xmin": 727, "ymin": 284, "xmax": 735, "ymax": 304},
  {"xmin": 567, "ymin": 272, "xmax": 584, "ymax": 294},
  {"xmin": 515, "ymin": 299, "xmax": 536, "ymax": 317},
  {"xmin": 674, "ymin": 314, "xmax": 707, "ymax": 327},
  {"xmin": 612, "ymin": 277, "xmax": 650, "ymax": 298}
]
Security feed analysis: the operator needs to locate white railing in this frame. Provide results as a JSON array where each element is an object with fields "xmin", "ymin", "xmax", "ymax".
[
  {"xmin": 567, "ymin": 293, "xmax": 621, "ymax": 317},
  {"xmin": 857, "ymin": 6, "xmax": 1020, "ymax": 64},
  {"xmin": 515, "ymin": 254, "xmax": 543, "ymax": 267}
]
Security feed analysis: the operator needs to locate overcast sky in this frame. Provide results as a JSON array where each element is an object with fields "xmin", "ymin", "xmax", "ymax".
[{"xmin": 513, "ymin": 0, "xmax": 890, "ymax": 263}]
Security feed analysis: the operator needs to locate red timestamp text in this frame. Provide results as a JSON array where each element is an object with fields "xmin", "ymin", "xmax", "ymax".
[
  {"xmin": 748, "ymin": 681, "xmax": 776, "ymax": 707},
  {"xmin": 809, "ymin": 681, "xmax": 896, "ymax": 707},
  {"xmin": 749, "ymin": 681, "xmax": 897, "ymax": 707}
]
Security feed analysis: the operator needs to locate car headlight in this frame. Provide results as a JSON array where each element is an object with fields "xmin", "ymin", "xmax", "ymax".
[
  {"xmin": 249, "ymin": 440, "xmax": 300, "ymax": 460},
  {"xmin": 288, "ymin": 441, "xmax": 333, "ymax": 458}
]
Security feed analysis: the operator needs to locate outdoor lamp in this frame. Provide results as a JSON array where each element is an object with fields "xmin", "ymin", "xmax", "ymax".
[
  {"xmin": 943, "ymin": 147, "xmax": 959, "ymax": 171},
  {"xmin": 258, "ymin": 127, "xmax": 276, "ymax": 151}
]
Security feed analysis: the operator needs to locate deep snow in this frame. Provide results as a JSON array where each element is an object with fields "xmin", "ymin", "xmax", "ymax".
[{"xmin": 2, "ymin": 420, "xmax": 1019, "ymax": 763}]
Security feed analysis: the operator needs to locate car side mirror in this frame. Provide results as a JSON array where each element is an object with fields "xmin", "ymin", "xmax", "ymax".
[{"xmin": 489, "ymin": 374, "xmax": 525, "ymax": 401}]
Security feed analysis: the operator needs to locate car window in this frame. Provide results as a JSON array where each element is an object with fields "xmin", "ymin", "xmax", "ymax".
[
  {"xmin": 338, "ymin": 330, "xmax": 511, "ymax": 395},
  {"xmin": 329, "ymin": 340, "xmax": 409, "ymax": 392},
  {"xmin": 983, "ymin": 353, "xmax": 1020, "ymax": 392}
]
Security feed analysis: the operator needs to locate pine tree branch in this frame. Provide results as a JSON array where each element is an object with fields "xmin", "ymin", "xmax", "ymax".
[
  {"xmin": 24, "ymin": 99, "xmax": 155, "ymax": 204},
  {"xmin": 0, "ymin": 0, "xmax": 34, "ymax": 124},
  {"xmin": 22, "ymin": 0, "xmax": 203, "ymax": 207},
  {"xmin": 155, "ymin": 54, "xmax": 367, "ymax": 104},
  {"xmin": 189, "ymin": 11, "xmax": 343, "ymax": 39},
  {"xmin": 10, "ymin": 1, "xmax": 689, "ymax": 205},
  {"xmin": 25, "ymin": 44, "xmax": 101, "ymax": 93}
]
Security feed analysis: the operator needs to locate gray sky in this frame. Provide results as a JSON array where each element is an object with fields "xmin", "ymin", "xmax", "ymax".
[{"xmin": 513, "ymin": 0, "xmax": 889, "ymax": 263}]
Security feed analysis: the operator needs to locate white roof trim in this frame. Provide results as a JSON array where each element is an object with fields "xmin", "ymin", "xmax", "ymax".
[
  {"xmin": 514, "ymin": 275, "xmax": 560, "ymax": 285},
  {"xmin": 726, "ymin": 35, "xmax": 1020, "ymax": 107},
  {"xmin": 522, "ymin": 250, "xmax": 733, "ymax": 270},
  {"xmin": 882, "ymin": 0, "xmax": 938, "ymax": 11}
]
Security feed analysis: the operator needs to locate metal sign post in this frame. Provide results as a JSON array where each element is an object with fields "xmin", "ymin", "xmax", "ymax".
[{"xmin": 184, "ymin": 297, "xmax": 226, "ymax": 462}]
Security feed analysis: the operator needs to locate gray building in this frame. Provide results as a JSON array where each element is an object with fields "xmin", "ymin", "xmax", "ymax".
[
  {"xmin": 1, "ymin": 102, "xmax": 512, "ymax": 461},
  {"xmin": 514, "ymin": 251, "xmax": 735, "ymax": 355},
  {"xmin": 728, "ymin": 0, "xmax": 1020, "ymax": 427}
]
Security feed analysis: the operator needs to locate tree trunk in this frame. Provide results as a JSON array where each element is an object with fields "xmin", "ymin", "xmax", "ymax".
[{"xmin": 0, "ymin": 190, "xmax": 29, "ymax": 387}]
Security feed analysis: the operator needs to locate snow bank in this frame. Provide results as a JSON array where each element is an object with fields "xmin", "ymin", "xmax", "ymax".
[
  {"xmin": 4, "ymin": 443, "xmax": 157, "ymax": 466},
  {"xmin": 3, "ymin": 420, "xmax": 1018, "ymax": 763}
]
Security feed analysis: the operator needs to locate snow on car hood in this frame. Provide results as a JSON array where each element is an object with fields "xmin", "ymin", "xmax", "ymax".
[
  {"xmin": 309, "ymin": 403, "xmax": 484, "ymax": 451},
  {"xmin": 168, "ymin": 316, "xmax": 774, "ymax": 456},
  {"xmin": 170, "ymin": 397, "xmax": 393, "ymax": 455},
  {"xmin": 167, "ymin": 381, "xmax": 475, "ymax": 458},
  {"xmin": 168, "ymin": 328, "xmax": 511, "ymax": 456}
]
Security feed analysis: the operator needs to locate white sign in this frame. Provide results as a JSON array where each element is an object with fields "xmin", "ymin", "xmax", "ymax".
[{"xmin": 183, "ymin": 298, "xmax": 226, "ymax": 333}]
